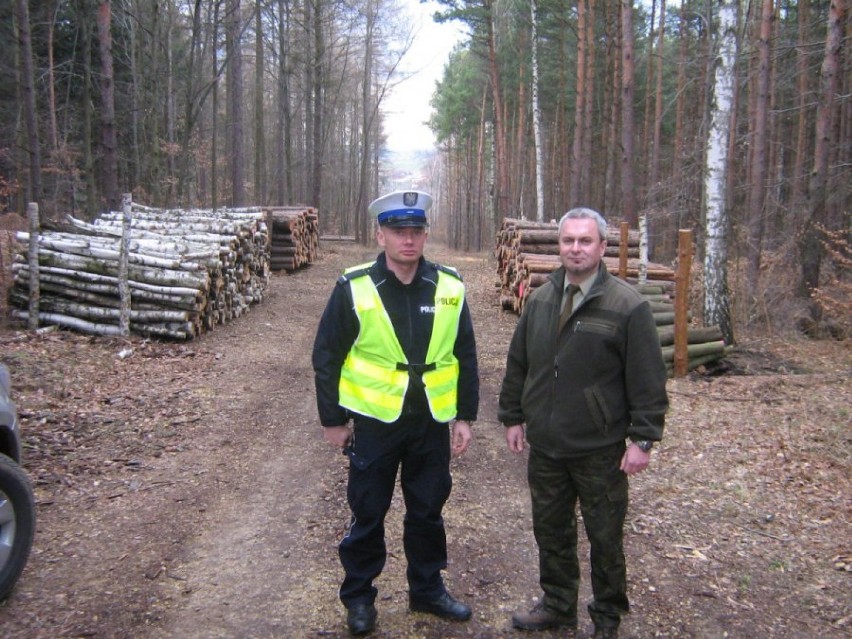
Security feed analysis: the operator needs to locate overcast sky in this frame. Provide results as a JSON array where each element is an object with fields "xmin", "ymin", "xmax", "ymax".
[
  {"xmin": 382, "ymin": 0, "xmax": 464, "ymax": 153},
  {"xmin": 383, "ymin": 1, "xmax": 659, "ymax": 154}
]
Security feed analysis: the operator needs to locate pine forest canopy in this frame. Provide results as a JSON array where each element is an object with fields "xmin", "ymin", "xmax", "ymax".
[{"xmin": 3, "ymin": 0, "xmax": 849, "ymax": 338}]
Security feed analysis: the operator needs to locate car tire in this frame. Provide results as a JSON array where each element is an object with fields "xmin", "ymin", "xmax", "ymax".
[{"xmin": 0, "ymin": 453, "xmax": 35, "ymax": 600}]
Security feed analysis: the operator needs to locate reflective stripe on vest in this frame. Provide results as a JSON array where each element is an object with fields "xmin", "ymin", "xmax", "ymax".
[{"xmin": 338, "ymin": 264, "xmax": 464, "ymax": 423}]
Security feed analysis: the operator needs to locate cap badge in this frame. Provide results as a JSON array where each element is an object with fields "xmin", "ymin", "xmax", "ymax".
[{"xmin": 403, "ymin": 192, "xmax": 418, "ymax": 207}]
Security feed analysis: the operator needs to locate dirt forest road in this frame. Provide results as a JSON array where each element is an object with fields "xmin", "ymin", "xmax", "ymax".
[{"xmin": 0, "ymin": 239, "xmax": 849, "ymax": 639}]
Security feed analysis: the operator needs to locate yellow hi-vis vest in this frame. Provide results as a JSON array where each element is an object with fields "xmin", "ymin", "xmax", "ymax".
[{"xmin": 338, "ymin": 263, "xmax": 464, "ymax": 423}]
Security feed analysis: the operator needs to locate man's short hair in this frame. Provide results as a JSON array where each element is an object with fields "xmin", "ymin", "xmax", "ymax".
[{"xmin": 558, "ymin": 207, "xmax": 607, "ymax": 241}]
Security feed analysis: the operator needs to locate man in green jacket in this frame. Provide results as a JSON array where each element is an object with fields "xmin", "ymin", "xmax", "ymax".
[{"xmin": 498, "ymin": 207, "xmax": 668, "ymax": 639}]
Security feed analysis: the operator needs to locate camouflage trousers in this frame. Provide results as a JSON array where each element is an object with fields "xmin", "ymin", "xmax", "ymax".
[{"xmin": 527, "ymin": 443, "xmax": 629, "ymax": 628}]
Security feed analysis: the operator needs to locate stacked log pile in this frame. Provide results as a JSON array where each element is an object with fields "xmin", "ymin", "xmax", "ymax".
[
  {"xmin": 8, "ymin": 204, "xmax": 270, "ymax": 340},
  {"xmin": 637, "ymin": 283, "xmax": 729, "ymax": 375},
  {"xmin": 495, "ymin": 217, "xmax": 730, "ymax": 375},
  {"xmin": 496, "ymin": 218, "xmax": 673, "ymax": 311},
  {"xmin": 266, "ymin": 206, "xmax": 319, "ymax": 272}
]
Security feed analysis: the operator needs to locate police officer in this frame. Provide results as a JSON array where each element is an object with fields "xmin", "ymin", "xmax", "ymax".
[{"xmin": 312, "ymin": 190, "xmax": 479, "ymax": 636}]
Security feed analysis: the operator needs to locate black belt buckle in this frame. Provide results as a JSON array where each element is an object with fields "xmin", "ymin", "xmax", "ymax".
[{"xmin": 396, "ymin": 362, "xmax": 437, "ymax": 374}]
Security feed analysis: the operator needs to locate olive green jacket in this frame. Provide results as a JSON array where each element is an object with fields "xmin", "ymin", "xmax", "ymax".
[{"xmin": 498, "ymin": 263, "xmax": 668, "ymax": 456}]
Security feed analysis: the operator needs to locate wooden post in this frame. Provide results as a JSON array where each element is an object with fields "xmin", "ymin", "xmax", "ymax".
[
  {"xmin": 618, "ymin": 222, "xmax": 629, "ymax": 279},
  {"xmin": 118, "ymin": 193, "xmax": 132, "ymax": 336},
  {"xmin": 27, "ymin": 202, "xmax": 40, "ymax": 330},
  {"xmin": 674, "ymin": 229, "xmax": 693, "ymax": 377}
]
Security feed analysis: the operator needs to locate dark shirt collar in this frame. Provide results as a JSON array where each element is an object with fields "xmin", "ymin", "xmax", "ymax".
[{"xmin": 375, "ymin": 252, "xmax": 428, "ymax": 286}]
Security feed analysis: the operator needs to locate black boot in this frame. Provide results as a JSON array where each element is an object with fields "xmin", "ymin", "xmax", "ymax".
[
  {"xmin": 409, "ymin": 591, "xmax": 472, "ymax": 621},
  {"xmin": 346, "ymin": 603, "xmax": 377, "ymax": 636}
]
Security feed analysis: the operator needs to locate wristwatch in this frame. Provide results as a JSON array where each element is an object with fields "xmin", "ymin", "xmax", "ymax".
[{"xmin": 631, "ymin": 440, "xmax": 654, "ymax": 452}]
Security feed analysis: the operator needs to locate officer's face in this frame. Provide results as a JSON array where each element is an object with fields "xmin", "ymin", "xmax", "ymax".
[
  {"xmin": 559, "ymin": 217, "xmax": 606, "ymax": 282},
  {"xmin": 377, "ymin": 225, "xmax": 428, "ymax": 269}
]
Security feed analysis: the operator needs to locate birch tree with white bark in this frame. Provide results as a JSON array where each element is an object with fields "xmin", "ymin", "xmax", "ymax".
[
  {"xmin": 703, "ymin": 0, "xmax": 737, "ymax": 345},
  {"xmin": 530, "ymin": 0, "xmax": 544, "ymax": 222}
]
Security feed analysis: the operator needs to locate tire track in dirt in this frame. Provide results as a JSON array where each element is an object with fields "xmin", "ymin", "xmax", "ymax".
[{"xmin": 142, "ymin": 242, "xmax": 555, "ymax": 639}]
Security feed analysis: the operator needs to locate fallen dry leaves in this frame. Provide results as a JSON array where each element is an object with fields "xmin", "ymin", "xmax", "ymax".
[{"xmin": 0, "ymin": 239, "xmax": 848, "ymax": 638}]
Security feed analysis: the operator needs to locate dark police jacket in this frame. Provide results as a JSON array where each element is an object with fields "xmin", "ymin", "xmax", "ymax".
[
  {"xmin": 312, "ymin": 252, "xmax": 479, "ymax": 427},
  {"xmin": 498, "ymin": 262, "xmax": 667, "ymax": 457}
]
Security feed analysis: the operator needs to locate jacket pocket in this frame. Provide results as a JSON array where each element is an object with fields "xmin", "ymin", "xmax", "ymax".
[
  {"xmin": 584, "ymin": 385, "xmax": 614, "ymax": 435},
  {"xmin": 574, "ymin": 319, "xmax": 618, "ymax": 337}
]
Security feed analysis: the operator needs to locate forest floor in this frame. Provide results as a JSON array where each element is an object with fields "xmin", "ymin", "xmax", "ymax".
[{"xmin": 0, "ymin": 230, "xmax": 849, "ymax": 639}]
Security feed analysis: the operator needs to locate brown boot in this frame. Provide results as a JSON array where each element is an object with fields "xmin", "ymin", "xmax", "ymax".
[
  {"xmin": 511, "ymin": 602, "xmax": 577, "ymax": 631},
  {"xmin": 592, "ymin": 625, "xmax": 619, "ymax": 639}
]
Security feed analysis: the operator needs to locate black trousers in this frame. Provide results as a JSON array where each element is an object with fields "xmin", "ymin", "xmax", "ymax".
[
  {"xmin": 338, "ymin": 414, "xmax": 452, "ymax": 607},
  {"xmin": 528, "ymin": 443, "xmax": 629, "ymax": 629}
]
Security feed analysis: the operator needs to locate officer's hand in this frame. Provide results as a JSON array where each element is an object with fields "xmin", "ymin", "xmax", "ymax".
[
  {"xmin": 451, "ymin": 420, "xmax": 472, "ymax": 457},
  {"xmin": 324, "ymin": 425, "xmax": 352, "ymax": 449},
  {"xmin": 505, "ymin": 424, "xmax": 526, "ymax": 453}
]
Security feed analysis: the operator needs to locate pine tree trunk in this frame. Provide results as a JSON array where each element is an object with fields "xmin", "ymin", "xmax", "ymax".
[
  {"xmin": 484, "ymin": 0, "xmax": 509, "ymax": 222},
  {"xmin": 227, "ymin": 0, "xmax": 246, "ymax": 207},
  {"xmin": 745, "ymin": 0, "xmax": 773, "ymax": 294},
  {"xmin": 582, "ymin": 0, "xmax": 595, "ymax": 201},
  {"xmin": 604, "ymin": 4, "xmax": 621, "ymax": 215},
  {"xmin": 790, "ymin": 0, "xmax": 813, "ymax": 213},
  {"xmin": 512, "ymin": 29, "xmax": 528, "ymax": 219},
  {"xmin": 570, "ymin": 0, "xmax": 587, "ymax": 206},
  {"xmin": 310, "ymin": 0, "xmax": 325, "ymax": 214},
  {"xmin": 254, "ymin": 1, "xmax": 266, "ymax": 205},
  {"xmin": 211, "ymin": 1, "xmax": 221, "ymax": 211},
  {"xmin": 620, "ymin": 0, "xmax": 637, "ymax": 226},
  {"xmin": 798, "ymin": 0, "xmax": 844, "ymax": 314},
  {"xmin": 355, "ymin": 0, "xmax": 375, "ymax": 245},
  {"xmin": 276, "ymin": 0, "xmax": 294, "ymax": 208},
  {"xmin": 97, "ymin": 0, "xmax": 119, "ymax": 213},
  {"xmin": 15, "ymin": 0, "xmax": 43, "ymax": 204},
  {"xmin": 641, "ymin": 0, "xmax": 656, "ymax": 182},
  {"xmin": 649, "ymin": 0, "xmax": 666, "ymax": 190}
]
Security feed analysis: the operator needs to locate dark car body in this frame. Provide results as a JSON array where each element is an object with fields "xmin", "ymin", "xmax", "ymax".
[
  {"xmin": 0, "ymin": 363, "xmax": 35, "ymax": 599},
  {"xmin": 0, "ymin": 366, "xmax": 23, "ymax": 462}
]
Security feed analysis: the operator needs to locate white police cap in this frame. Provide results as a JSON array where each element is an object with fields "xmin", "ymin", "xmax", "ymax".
[{"xmin": 368, "ymin": 190, "xmax": 432, "ymax": 228}]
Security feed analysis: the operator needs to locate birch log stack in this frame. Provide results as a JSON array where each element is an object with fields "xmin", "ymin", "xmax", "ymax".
[
  {"xmin": 266, "ymin": 206, "xmax": 319, "ymax": 272},
  {"xmin": 494, "ymin": 217, "xmax": 730, "ymax": 375},
  {"xmin": 8, "ymin": 203, "xmax": 270, "ymax": 340}
]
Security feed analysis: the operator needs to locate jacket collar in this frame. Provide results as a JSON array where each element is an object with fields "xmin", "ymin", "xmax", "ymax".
[
  {"xmin": 374, "ymin": 252, "xmax": 429, "ymax": 286},
  {"xmin": 548, "ymin": 262, "xmax": 609, "ymax": 300}
]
